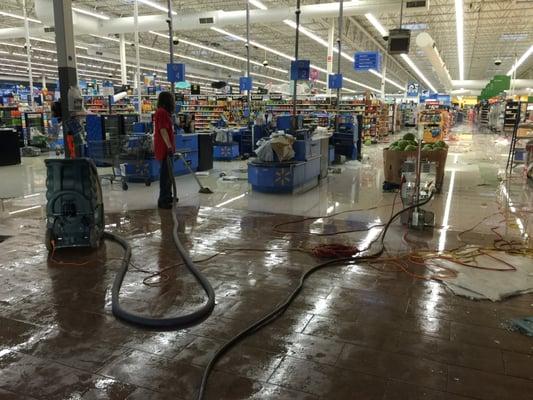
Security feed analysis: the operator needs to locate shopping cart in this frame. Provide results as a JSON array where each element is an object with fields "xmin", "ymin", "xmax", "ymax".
[{"xmin": 86, "ymin": 135, "xmax": 153, "ymax": 190}]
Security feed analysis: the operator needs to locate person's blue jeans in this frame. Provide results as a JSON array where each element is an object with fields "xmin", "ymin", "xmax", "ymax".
[{"xmin": 158, "ymin": 157, "xmax": 173, "ymax": 206}]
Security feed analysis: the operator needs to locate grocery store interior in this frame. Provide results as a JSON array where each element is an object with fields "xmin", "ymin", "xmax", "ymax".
[{"xmin": 1, "ymin": 0, "xmax": 533, "ymax": 399}]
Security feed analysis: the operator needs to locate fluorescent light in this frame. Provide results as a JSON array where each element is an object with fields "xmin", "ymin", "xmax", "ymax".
[
  {"xmin": 0, "ymin": 11, "xmax": 41, "ymax": 24},
  {"xmin": 365, "ymin": 13, "xmax": 388, "ymax": 37},
  {"xmin": 455, "ymin": 0, "xmax": 464, "ymax": 80},
  {"xmin": 400, "ymin": 54, "xmax": 437, "ymax": 92},
  {"xmin": 248, "ymin": 0, "xmax": 268, "ymax": 10},
  {"xmin": 507, "ymin": 45, "xmax": 533, "ymax": 76},
  {"xmin": 250, "ymin": 72, "xmax": 287, "ymax": 83},
  {"xmin": 368, "ymin": 69, "xmax": 405, "ymax": 91},
  {"xmin": 137, "ymin": 44, "xmax": 242, "ymax": 72},
  {"xmin": 138, "ymin": 0, "xmax": 177, "ymax": 15},
  {"xmin": 148, "ymin": 31, "xmax": 287, "ymax": 74},
  {"xmin": 212, "ymin": 27, "xmax": 379, "ymax": 92},
  {"xmin": 72, "ymin": 7, "xmax": 110, "ymax": 20},
  {"xmin": 283, "ymin": 20, "xmax": 329, "ymax": 48},
  {"xmin": 344, "ymin": 76, "xmax": 380, "ymax": 92}
]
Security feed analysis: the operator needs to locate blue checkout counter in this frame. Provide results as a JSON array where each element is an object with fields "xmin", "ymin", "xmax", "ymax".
[
  {"xmin": 124, "ymin": 132, "xmax": 199, "ymax": 183},
  {"xmin": 248, "ymin": 118, "xmax": 321, "ymax": 194}
]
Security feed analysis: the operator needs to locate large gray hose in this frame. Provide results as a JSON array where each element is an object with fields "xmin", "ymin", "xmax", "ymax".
[{"xmin": 110, "ymin": 156, "xmax": 215, "ymax": 328}]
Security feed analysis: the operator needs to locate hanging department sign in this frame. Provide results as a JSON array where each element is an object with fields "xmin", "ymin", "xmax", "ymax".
[
  {"xmin": 290, "ymin": 60, "xmax": 311, "ymax": 80},
  {"xmin": 406, "ymin": 82, "xmax": 419, "ymax": 97},
  {"xmin": 167, "ymin": 63, "xmax": 185, "ymax": 83},
  {"xmin": 354, "ymin": 51, "xmax": 381, "ymax": 72},
  {"xmin": 328, "ymin": 74, "xmax": 343, "ymax": 89}
]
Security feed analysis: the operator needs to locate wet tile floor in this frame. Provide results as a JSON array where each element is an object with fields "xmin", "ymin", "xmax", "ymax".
[{"xmin": 1, "ymin": 127, "xmax": 533, "ymax": 399}]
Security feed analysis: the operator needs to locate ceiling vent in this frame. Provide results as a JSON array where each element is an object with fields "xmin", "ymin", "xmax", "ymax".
[
  {"xmin": 199, "ymin": 17, "xmax": 215, "ymax": 25},
  {"xmin": 405, "ymin": 0, "xmax": 430, "ymax": 12}
]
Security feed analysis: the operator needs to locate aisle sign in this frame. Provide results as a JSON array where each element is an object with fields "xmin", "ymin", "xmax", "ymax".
[
  {"xmin": 167, "ymin": 63, "xmax": 185, "ymax": 83},
  {"xmin": 290, "ymin": 60, "xmax": 311, "ymax": 80},
  {"xmin": 328, "ymin": 74, "xmax": 343, "ymax": 89},
  {"xmin": 354, "ymin": 51, "xmax": 381, "ymax": 71},
  {"xmin": 406, "ymin": 82, "xmax": 419, "ymax": 97},
  {"xmin": 239, "ymin": 77, "xmax": 253, "ymax": 91}
]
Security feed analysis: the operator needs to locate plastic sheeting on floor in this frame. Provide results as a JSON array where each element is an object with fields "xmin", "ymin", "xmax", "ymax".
[{"xmin": 435, "ymin": 249, "xmax": 533, "ymax": 301}]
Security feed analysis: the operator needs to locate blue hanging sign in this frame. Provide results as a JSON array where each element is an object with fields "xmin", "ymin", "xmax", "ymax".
[
  {"xmin": 290, "ymin": 59, "xmax": 311, "ymax": 81},
  {"xmin": 239, "ymin": 76, "xmax": 253, "ymax": 91},
  {"xmin": 328, "ymin": 74, "xmax": 343, "ymax": 89},
  {"xmin": 354, "ymin": 51, "xmax": 381, "ymax": 71},
  {"xmin": 167, "ymin": 63, "xmax": 185, "ymax": 83},
  {"xmin": 406, "ymin": 82, "xmax": 419, "ymax": 97}
]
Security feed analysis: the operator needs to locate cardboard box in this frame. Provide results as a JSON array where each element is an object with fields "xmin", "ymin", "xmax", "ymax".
[{"xmin": 383, "ymin": 147, "xmax": 448, "ymax": 192}]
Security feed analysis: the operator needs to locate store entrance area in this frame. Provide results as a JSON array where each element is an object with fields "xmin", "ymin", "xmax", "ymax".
[{"xmin": 1, "ymin": 122, "xmax": 532, "ymax": 399}]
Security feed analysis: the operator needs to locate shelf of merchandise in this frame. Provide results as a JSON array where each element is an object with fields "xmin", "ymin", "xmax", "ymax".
[
  {"xmin": 480, "ymin": 103, "xmax": 490, "ymax": 126},
  {"xmin": 418, "ymin": 109, "xmax": 451, "ymax": 143},
  {"xmin": 400, "ymin": 103, "xmax": 417, "ymax": 127},
  {"xmin": 503, "ymin": 101, "xmax": 520, "ymax": 133}
]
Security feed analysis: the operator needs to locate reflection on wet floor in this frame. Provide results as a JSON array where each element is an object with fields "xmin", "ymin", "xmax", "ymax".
[{"xmin": 1, "ymin": 127, "xmax": 533, "ymax": 399}]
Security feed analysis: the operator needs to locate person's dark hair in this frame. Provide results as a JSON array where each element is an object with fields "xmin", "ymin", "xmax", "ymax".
[
  {"xmin": 157, "ymin": 91, "xmax": 175, "ymax": 114},
  {"xmin": 51, "ymin": 101, "xmax": 62, "ymax": 120}
]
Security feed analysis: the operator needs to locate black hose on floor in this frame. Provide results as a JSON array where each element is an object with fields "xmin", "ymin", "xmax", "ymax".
[
  {"xmin": 109, "ymin": 156, "xmax": 215, "ymax": 328},
  {"xmin": 196, "ymin": 190, "xmax": 436, "ymax": 399}
]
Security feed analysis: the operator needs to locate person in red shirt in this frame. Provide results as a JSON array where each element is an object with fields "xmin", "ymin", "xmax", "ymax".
[{"xmin": 153, "ymin": 91, "xmax": 176, "ymax": 209}]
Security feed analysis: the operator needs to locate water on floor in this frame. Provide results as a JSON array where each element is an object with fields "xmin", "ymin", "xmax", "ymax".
[{"xmin": 0, "ymin": 124, "xmax": 532, "ymax": 399}]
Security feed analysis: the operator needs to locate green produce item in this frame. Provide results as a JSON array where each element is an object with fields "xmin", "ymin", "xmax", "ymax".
[
  {"xmin": 404, "ymin": 144, "xmax": 418, "ymax": 151},
  {"xmin": 422, "ymin": 144, "xmax": 434, "ymax": 151},
  {"xmin": 403, "ymin": 133, "xmax": 416, "ymax": 141},
  {"xmin": 365, "ymin": 139, "xmax": 372, "ymax": 146},
  {"xmin": 434, "ymin": 140, "xmax": 447, "ymax": 149},
  {"xmin": 397, "ymin": 139, "xmax": 409, "ymax": 150},
  {"xmin": 390, "ymin": 141, "xmax": 399, "ymax": 147},
  {"xmin": 389, "ymin": 145, "xmax": 401, "ymax": 151},
  {"xmin": 408, "ymin": 140, "xmax": 418, "ymax": 147}
]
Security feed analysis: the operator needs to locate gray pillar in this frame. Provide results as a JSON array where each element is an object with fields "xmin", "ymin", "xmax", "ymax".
[
  {"xmin": 381, "ymin": 62, "xmax": 387, "ymax": 100},
  {"xmin": 326, "ymin": 23, "xmax": 334, "ymax": 96},
  {"xmin": 22, "ymin": 0, "xmax": 34, "ymax": 110},
  {"xmin": 53, "ymin": 0, "xmax": 78, "ymax": 158},
  {"xmin": 119, "ymin": 34, "xmax": 128, "ymax": 85}
]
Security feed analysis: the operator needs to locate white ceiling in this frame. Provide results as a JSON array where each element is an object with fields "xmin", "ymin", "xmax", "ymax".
[{"xmin": 0, "ymin": 0, "xmax": 532, "ymax": 93}]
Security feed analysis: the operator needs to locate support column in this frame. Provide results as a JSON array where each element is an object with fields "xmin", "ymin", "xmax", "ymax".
[
  {"xmin": 22, "ymin": 0, "xmax": 34, "ymax": 109},
  {"xmin": 326, "ymin": 23, "xmax": 334, "ymax": 96},
  {"xmin": 166, "ymin": 0, "xmax": 175, "ymax": 95},
  {"xmin": 245, "ymin": 0, "xmax": 251, "ymax": 124},
  {"xmin": 53, "ymin": 0, "xmax": 78, "ymax": 158},
  {"xmin": 380, "ymin": 61, "xmax": 387, "ymax": 100},
  {"xmin": 119, "ymin": 34, "xmax": 128, "ymax": 85},
  {"xmin": 134, "ymin": 0, "xmax": 142, "ymax": 113}
]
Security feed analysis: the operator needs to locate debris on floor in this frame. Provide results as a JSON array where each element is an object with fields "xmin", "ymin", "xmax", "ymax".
[
  {"xmin": 508, "ymin": 317, "xmax": 533, "ymax": 337},
  {"xmin": 435, "ymin": 250, "xmax": 533, "ymax": 301}
]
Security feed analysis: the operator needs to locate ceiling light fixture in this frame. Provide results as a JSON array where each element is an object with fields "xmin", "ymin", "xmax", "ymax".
[
  {"xmin": 250, "ymin": 72, "xmax": 287, "ymax": 83},
  {"xmin": 248, "ymin": 0, "xmax": 268, "ymax": 10},
  {"xmin": 507, "ymin": 45, "xmax": 533, "ymax": 76},
  {"xmin": 211, "ymin": 27, "xmax": 380, "ymax": 92},
  {"xmin": 400, "ymin": 54, "xmax": 437, "ymax": 92},
  {"xmin": 0, "ymin": 11, "xmax": 41, "ymax": 24},
  {"xmin": 138, "ymin": 0, "xmax": 177, "ymax": 15},
  {"xmin": 365, "ymin": 13, "xmax": 388, "ymax": 37},
  {"xmin": 72, "ymin": 7, "xmax": 110, "ymax": 20},
  {"xmin": 454, "ymin": 0, "xmax": 464, "ymax": 80},
  {"xmin": 368, "ymin": 69, "xmax": 405, "ymax": 91},
  {"xmin": 137, "ymin": 44, "xmax": 242, "ymax": 72},
  {"xmin": 148, "ymin": 31, "xmax": 287, "ymax": 74}
]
